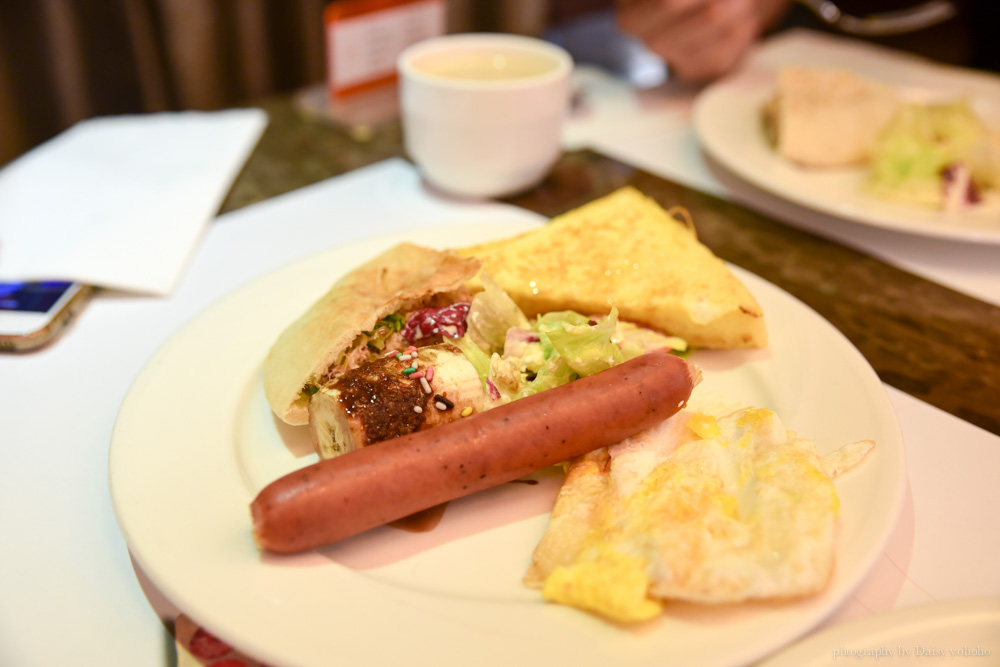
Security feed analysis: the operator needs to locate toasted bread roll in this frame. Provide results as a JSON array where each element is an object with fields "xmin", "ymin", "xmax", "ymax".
[{"xmin": 763, "ymin": 66, "xmax": 899, "ymax": 168}]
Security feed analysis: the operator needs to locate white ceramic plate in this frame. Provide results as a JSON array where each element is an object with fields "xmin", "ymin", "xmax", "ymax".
[
  {"xmin": 110, "ymin": 223, "xmax": 905, "ymax": 667},
  {"xmin": 692, "ymin": 63, "xmax": 1000, "ymax": 244},
  {"xmin": 759, "ymin": 597, "xmax": 1000, "ymax": 665}
]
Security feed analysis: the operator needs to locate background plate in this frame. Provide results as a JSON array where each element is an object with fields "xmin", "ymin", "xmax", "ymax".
[{"xmin": 693, "ymin": 59, "xmax": 1000, "ymax": 244}]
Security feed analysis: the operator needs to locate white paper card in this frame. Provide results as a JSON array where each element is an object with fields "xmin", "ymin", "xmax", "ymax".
[{"xmin": 0, "ymin": 108, "xmax": 268, "ymax": 295}]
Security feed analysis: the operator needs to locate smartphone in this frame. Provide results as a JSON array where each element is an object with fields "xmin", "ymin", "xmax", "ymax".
[{"xmin": 0, "ymin": 281, "xmax": 93, "ymax": 352}]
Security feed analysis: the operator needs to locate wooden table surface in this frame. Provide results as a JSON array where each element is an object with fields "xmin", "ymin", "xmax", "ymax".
[{"xmin": 222, "ymin": 96, "xmax": 1000, "ymax": 437}]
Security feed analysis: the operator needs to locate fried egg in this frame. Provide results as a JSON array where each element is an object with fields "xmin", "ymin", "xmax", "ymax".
[{"xmin": 523, "ymin": 389, "xmax": 874, "ymax": 623}]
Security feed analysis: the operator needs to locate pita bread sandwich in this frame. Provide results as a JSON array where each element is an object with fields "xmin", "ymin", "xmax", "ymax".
[
  {"xmin": 458, "ymin": 187, "xmax": 767, "ymax": 349},
  {"xmin": 263, "ymin": 243, "xmax": 481, "ymax": 426},
  {"xmin": 762, "ymin": 66, "xmax": 900, "ymax": 168}
]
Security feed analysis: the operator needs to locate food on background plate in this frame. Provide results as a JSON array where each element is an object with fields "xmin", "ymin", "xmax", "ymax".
[
  {"xmin": 762, "ymin": 66, "xmax": 1000, "ymax": 212},
  {"xmin": 525, "ymin": 388, "xmax": 874, "ymax": 623},
  {"xmin": 866, "ymin": 99, "xmax": 1000, "ymax": 211},
  {"xmin": 761, "ymin": 66, "xmax": 900, "ymax": 168},
  {"xmin": 458, "ymin": 187, "xmax": 767, "ymax": 350},
  {"xmin": 251, "ymin": 349, "xmax": 700, "ymax": 553}
]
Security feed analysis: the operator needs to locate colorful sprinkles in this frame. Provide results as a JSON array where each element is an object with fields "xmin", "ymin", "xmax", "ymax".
[
  {"xmin": 396, "ymin": 348, "xmax": 461, "ymax": 414},
  {"xmin": 399, "ymin": 348, "xmax": 430, "ymax": 411}
]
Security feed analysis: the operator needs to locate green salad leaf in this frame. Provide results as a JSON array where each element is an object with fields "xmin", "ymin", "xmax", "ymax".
[
  {"xmin": 454, "ymin": 285, "xmax": 690, "ymax": 406},
  {"xmin": 540, "ymin": 308, "xmax": 624, "ymax": 376},
  {"xmin": 867, "ymin": 100, "xmax": 987, "ymax": 206},
  {"xmin": 363, "ymin": 312, "xmax": 406, "ymax": 353},
  {"xmin": 465, "ymin": 273, "xmax": 530, "ymax": 354}
]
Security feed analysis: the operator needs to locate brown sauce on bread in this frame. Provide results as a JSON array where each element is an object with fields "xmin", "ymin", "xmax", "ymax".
[{"xmin": 335, "ymin": 356, "xmax": 428, "ymax": 445}]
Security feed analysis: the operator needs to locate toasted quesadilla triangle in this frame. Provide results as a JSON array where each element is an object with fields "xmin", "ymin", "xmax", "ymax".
[
  {"xmin": 459, "ymin": 187, "xmax": 766, "ymax": 349},
  {"xmin": 263, "ymin": 243, "xmax": 481, "ymax": 425}
]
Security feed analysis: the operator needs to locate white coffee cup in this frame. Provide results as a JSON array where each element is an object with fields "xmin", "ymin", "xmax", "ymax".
[{"xmin": 398, "ymin": 33, "xmax": 573, "ymax": 198}]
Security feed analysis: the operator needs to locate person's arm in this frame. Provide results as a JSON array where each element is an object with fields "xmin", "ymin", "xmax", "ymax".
[{"xmin": 616, "ymin": 0, "xmax": 791, "ymax": 81}]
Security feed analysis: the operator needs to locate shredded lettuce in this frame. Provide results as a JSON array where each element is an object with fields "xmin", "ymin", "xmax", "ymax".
[
  {"xmin": 866, "ymin": 100, "xmax": 988, "ymax": 206},
  {"xmin": 456, "ymin": 285, "xmax": 691, "ymax": 405},
  {"xmin": 453, "ymin": 333, "xmax": 492, "ymax": 383},
  {"xmin": 535, "ymin": 310, "xmax": 590, "ymax": 361},
  {"xmin": 363, "ymin": 312, "xmax": 406, "ymax": 353},
  {"xmin": 504, "ymin": 327, "xmax": 546, "ymax": 373},
  {"xmin": 616, "ymin": 321, "xmax": 688, "ymax": 360},
  {"xmin": 489, "ymin": 353, "xmax": 527, "ymax": 402},
  {"xmin": 539, "ymin": 308, "xmax": 624, "ymax": 376},
  {"xmin": 520, "ymin": 354, "xmax": 577, "ymax": 397},
  {"xmin": 536, "ymin": 311, "xmax": 591, "ymax": 328},
  {"xmin": 466, "ymin": 273, "xmax": 530, "ymax": 354}
]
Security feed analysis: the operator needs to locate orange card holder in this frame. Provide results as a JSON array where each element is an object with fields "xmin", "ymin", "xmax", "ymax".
[{"xmin": 324, "ymin": 0, "xmax": 446, "ymax": 101}]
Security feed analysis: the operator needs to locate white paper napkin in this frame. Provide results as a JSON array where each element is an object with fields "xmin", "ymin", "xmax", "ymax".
[{"xmin": 0, "ymin": 108, "xmax": 268, "ymax": 295}]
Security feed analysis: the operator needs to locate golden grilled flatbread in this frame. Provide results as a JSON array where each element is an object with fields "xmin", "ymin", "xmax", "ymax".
[
  {"xmin": 263, "ymin": 244, "xmax": 481, "ymax": 425},
  {"xmin": 458, "ymin": 187, "xmax": 766, "ymax": 349},
  {"xmin": 762, "ymin": 66, "xmax": 900, "ymax": 168}
]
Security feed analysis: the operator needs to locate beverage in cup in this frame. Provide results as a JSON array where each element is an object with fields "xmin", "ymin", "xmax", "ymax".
[{"xmin": 398, "ymin": 33, "xmax": 573, "ymax": 198}]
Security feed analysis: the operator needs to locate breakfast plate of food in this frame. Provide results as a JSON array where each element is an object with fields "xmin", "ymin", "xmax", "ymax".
[
  {"xmin": 693, "ymin": 61, "xmax": 1000, "ymax": 244},
  {"xmin": 110, "ymin": 189, "xmax": 905, "ymax": 667}
]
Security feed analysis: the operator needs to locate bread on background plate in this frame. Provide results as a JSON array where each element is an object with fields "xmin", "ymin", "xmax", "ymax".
[{"xmin": 762, "ymin": 66, "xmax": 900, "ymax": 168}]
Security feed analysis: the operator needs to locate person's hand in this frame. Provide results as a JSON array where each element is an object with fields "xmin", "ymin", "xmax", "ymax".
[{"xmin": 617, "ymin": 0, "xmax": 790, "ymax": 82}]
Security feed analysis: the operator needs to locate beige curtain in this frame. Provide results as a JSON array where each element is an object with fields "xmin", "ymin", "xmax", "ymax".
[
  {"xmin": 0, "ymin": 0, "xmax": 509, "ymax": 167},
  {"xmin": 0, "ymin": 0, "xmax": 988, "ymax": 167}
]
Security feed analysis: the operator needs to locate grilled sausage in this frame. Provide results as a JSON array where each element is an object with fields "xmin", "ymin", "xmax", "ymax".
[{"xmin": 251, "ymin": 348, "xmax": 699, "ymax": 553}]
